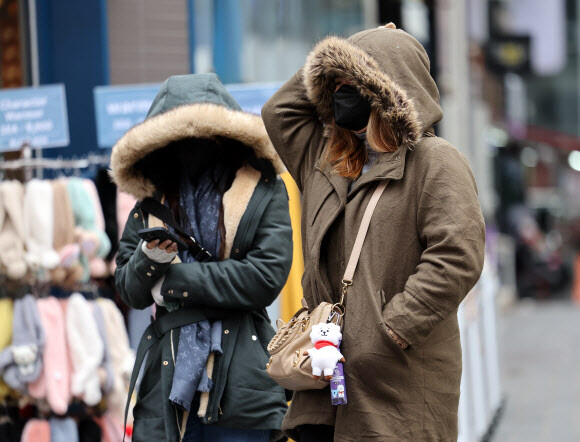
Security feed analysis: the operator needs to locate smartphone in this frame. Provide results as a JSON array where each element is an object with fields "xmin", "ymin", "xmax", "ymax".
[{"xmin": 137, "ymin": 227, "xmax": 189, "ymax": 252}]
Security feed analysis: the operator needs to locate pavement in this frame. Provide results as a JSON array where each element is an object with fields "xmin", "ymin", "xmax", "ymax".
[{"xmin": 492, "ymin": 299, "xmax": 580, "ymax": 442}]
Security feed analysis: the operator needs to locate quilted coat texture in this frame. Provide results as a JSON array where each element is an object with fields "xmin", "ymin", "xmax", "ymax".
[{"xmin": 262, "ymin": 27, "xmax": 485, "ymax": 441}]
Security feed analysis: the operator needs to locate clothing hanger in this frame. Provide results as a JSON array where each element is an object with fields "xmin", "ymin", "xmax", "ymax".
[
  {"xmin": 0, "ymin": 400, "xmax": 13, "ymax": 424},
  {"xmin": 56, "ymin": 156, "xmax": 66, "ymax": 178},
  {"xmin": 30, "ymin": 280, "xmax": 51, "ymax": 299},
  {"xmin": 80, "ymin": 285, "xmax": 102, "ymax": 299}
]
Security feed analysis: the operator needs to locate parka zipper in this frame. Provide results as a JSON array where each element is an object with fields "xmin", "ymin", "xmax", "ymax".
[
  {"xmin": 141, "ymin": 206, "xmax": 187, "ymax": 440},
  {"xmin": 206, "ymin": 179, "xmax": 273, "ymax": 422},
  {"xmin": 171, "ymin": 330, "xmax": 187, "ymax": 441},
  {"xmin": 139, "ymin": 208, "xmax": 146, "ymax": 229},
  {"xmin": 234, "ymin": 177, "xmax": 273, "ymax": 261}
]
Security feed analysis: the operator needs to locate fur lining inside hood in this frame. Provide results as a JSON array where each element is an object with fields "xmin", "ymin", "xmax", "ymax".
[
  {"xmin": 303, "ymin": 27, "xmax": 443, "ymax": 146},
  {"xmin": 110, "ymin": 74, "xmax": 285, "ymax": 200}
]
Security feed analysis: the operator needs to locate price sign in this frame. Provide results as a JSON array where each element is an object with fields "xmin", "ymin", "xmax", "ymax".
[
  {"xmin": 93, "ymin": 84, "xmax": 161, "ymax": 148},
  {"xmin": 0, "ymin": 84, "xmax": 69, "ymax": 151},
  {"xmin": 94, "ymin": 81, "xmax": 283, "ymax": 148}
]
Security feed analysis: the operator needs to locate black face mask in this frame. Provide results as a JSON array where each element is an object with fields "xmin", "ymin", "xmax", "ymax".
[{"xmin": 333, "ymin": 84, "xmax": 372, "ymax": 132}]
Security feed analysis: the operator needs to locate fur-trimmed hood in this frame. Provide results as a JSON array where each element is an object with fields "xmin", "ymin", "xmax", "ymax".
[
  {"xmin": 110, "ymin": 73, "xmax": 285, "ymax": 200},
  {"xmin": 303, "ymin": 27, "xmax": 443, "ymax": 146}
]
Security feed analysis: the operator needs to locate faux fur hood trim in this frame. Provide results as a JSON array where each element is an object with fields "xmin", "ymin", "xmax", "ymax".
[
  {"xmin": 110, "ymin": 103, "xmax": 285, "ymax": 201},
  {"xmin": 304, "ymin": 35, "xmax": 423, "ymax": 147}
]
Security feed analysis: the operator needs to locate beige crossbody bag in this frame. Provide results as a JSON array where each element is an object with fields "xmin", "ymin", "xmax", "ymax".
[{"xmin": 266, "ymin": 180, "xmax": 388, "ymax": 391}]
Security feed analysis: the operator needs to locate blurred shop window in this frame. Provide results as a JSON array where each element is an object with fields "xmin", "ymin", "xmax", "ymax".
[
  {"xmin": 193, "ymin": 0, "xmax": 214, "ymax": 74},
  {"xmin": 107, "ymin": 0, "xmax": 190, "ymax": 84},
  {"xmin": 238, "ymin": 0, "xmax": 365, "ymax": 82},
  {"xmin": 507, "ymin": 0, "xmax": 566, "ymax": 76},
  {"xmin": 500, "ymin": 0, "xmax": 574, "ymax": 139},
  {"xmin": 401, "ymin": 0, "xmax": 429, "ymax": 44},
  {"xmin": 0, "ymin": 0, "xmax": 28, "ymax": 181},
  {"xmin": 0, "ymin": 0, "xmax": 25, "ymax": 88}
]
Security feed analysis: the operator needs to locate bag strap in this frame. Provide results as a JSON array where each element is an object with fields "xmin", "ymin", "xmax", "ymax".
[
  {"xmin": 139, "ymin": 197, "xmax": 214, "ymax": 262},
  {"xmin": 339, "ymin": 180, "xmax": 388, "ymax": 305}
]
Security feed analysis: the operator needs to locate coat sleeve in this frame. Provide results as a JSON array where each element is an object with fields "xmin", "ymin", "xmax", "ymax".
[
  {"xmin": 383, "ymin": 142, "xmax": 486, "ymax": 347},
  {"xmin": 160, "ymin": 179, "xmax": 293, "ymax": 311},
  {"xmin": 261, "ymin": 69, "xmax": 326, "ymax": 191},
  {"xmin": 114, "ymin": 204, "xmax": 173, "ymax": 310}
]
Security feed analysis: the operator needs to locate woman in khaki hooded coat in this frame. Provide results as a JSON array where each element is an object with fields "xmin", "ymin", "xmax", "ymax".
[{"xmin": 262, "ymin": 24, "xmax": 486, "ymax": 441}]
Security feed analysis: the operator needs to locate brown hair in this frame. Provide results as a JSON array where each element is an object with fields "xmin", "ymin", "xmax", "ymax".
[{"xmin": 324, "ymin": 109, "xmax": 400, "ymax": 179}]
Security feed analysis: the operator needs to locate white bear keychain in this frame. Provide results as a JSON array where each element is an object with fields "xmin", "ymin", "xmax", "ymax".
[{"xmin": 304, "ymin": 322, "xmax": 345, "ymax": 380}]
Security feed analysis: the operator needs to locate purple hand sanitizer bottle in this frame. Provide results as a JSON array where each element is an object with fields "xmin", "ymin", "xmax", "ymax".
[
  {"xmin": 330, "ymin": 362, "xmax": 347, "ymax": 405},
  {"xmin": 328, "ymin": 313, "xmax": 346, "ymax": 405}
]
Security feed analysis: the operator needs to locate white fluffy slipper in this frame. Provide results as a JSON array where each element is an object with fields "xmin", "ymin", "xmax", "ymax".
[{"xmin": 0, "ymin": 181, "xmax": 28, "ymax": 279}]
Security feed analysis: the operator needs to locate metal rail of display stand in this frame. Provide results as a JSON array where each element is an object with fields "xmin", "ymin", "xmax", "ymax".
[{"xmin": 0, "ymin": 145, "xmax": 110, "ymax": 180}]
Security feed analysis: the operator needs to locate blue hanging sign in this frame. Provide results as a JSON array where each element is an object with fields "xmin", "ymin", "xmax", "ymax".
[
  {"xmin": 93, "ymin": 83, "xmax": 161, "ymax": 148},
  {"xmin": 227, "ymin": 82, "xmax": 283, "ymax": 115},
  {"xmin": 0, "ymin": 84, "xmax": 69, "ymax": 151},
  {"xmin": 93, "ymin": 81, "xmax": 282, "ymax": 148}
]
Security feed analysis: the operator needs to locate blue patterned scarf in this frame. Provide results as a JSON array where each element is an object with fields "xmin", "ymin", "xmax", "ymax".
[{"xmin": 168, "ymin": 166, "xmax": 228, "ymax": 411}]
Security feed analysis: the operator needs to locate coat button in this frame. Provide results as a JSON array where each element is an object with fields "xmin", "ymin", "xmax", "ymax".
[
  {"xmin": 150, "ymin": 265, "xmax": 156, "ymax": 270},
  {"xmin": 252, "ymin": 335, "xmax": 257, "ymax": 341},
  {"xmin": 163, "ymin": 361, "xmax": 169, "ymax": 366},
  {"xmin": 147, "ymin": 335, "xmax": 152, "ymax": 340},
  {"xmin": 146, "ymin": 272, "xmax": 152, "ymax": 277},
  {"xmin": 133, "ymin": 213, "xmax": 139, "ymax": 219},
  {"xmin": 168, "ymin": 289, "xmax": 174, "ymax": 295},
  {"xmin": 264, "ymin": 178, "xmax": 269, "ymax": 183},
  {"xmin": 183, "ymin": 291, "xmax": 189, "ymax": 297},
  {"xmin": 208, "ymin": 416, "xmax": 212, "ymax": 421},
  {"xmin": 224, "ymin": 330, "xmax": 230, "ymax": 335},
  {"xmin": 235, "ymin": 249, "xmax": 240, "ymax": 254}
]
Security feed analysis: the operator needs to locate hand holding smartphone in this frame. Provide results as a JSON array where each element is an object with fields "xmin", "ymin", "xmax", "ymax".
[
  {"xmin": 137, "ymin": 227, "xmax": 188, "ymax": 253},
  {"xmin": 147, "ymin": 239, "xmax": 178, "ymax": 253}
]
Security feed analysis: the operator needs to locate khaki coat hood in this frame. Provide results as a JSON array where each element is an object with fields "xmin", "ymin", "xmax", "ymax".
[
  {"xmin": 303, "ymin": 27, "xmax": 443, "ymax": 146},
  {"xmin": 110, "ymin": 73, "xmax": 285, "ymax": 201}
]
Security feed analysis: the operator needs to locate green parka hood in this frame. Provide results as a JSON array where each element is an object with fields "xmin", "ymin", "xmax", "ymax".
[
  {"xmin": 110, "ymin": 73, "xmax": 285, "ymax": 201},
  {"xmin": 303, "ymin": 26, "xmax": 443, "ymax": 146}
]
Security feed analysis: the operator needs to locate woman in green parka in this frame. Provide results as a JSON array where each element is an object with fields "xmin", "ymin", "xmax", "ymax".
[{"xmin": 111, "ymin": 73, "xmax": 293, "ymax": 442}]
